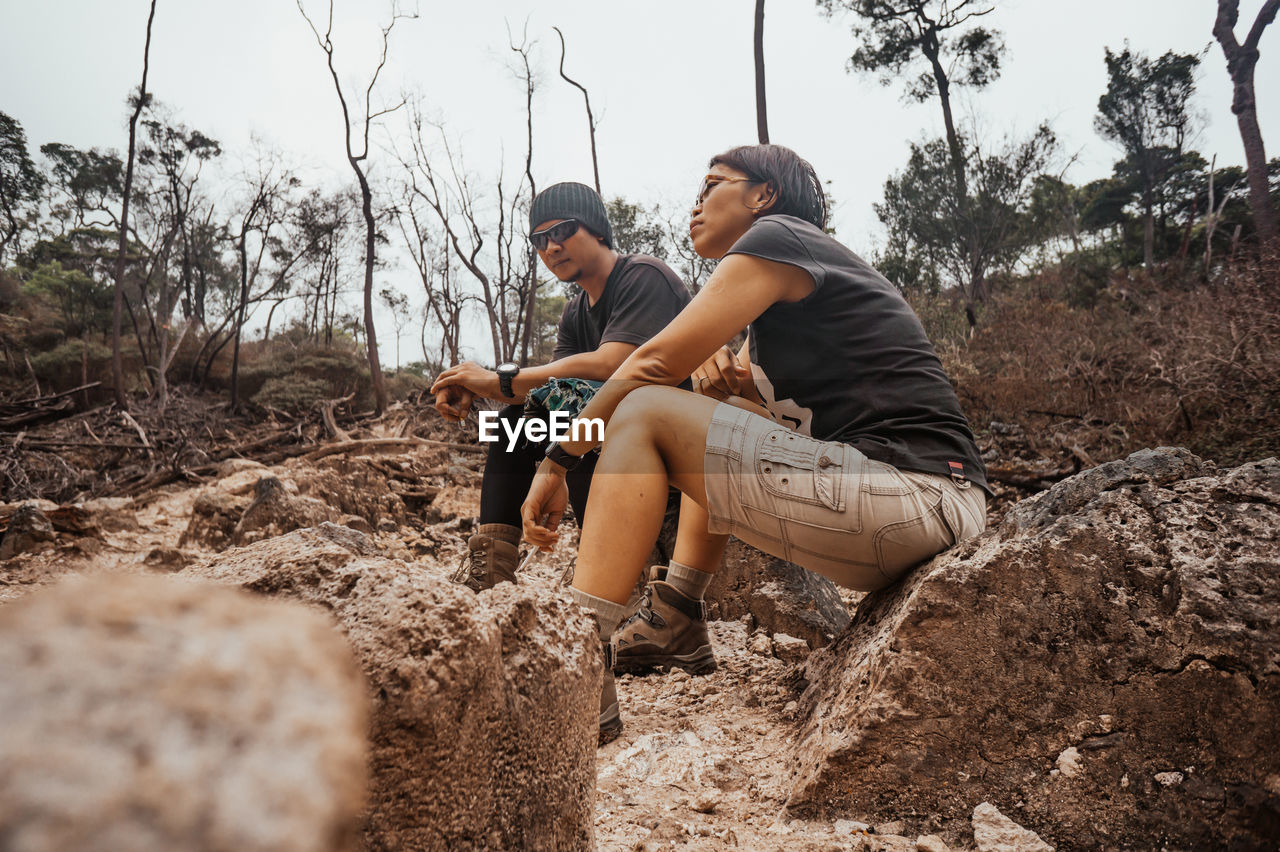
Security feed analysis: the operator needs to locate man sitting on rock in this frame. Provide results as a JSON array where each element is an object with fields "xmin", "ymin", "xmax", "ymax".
[{"xmin": 430, "ymin": 182, "xmax": 691, "ymax": 593}]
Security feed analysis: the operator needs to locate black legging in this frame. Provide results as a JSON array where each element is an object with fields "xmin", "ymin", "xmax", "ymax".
[{"xmin": 478, "ymin": 404, "xmax": 599, "ymax": 528}]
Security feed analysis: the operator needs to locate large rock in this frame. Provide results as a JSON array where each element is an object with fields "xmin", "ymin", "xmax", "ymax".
[
  {"xmin": 186, "ymin": 523, "xmax": 600, "ymax": 851},
  {"xmin": 786, "ymin": 448, "xmax": 1280, "ymax": 850},
  {"xmin": 231, "ymin": 476, "xmax": 337, "ymax": 545},
  {"xmin": 0, "ymin": 573, "xmax": 367, "ymax": 851},
  {"xmin": 0, "ymin": 502, "xmax": 56, "ymax": 559},
  {"xmin": 706, "ymin": 540, "xmax": 850, "ymax": 649}
]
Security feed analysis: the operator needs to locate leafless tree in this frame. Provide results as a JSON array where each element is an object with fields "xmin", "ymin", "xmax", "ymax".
[
  {"xmin": 1213, "ymin": 0, "xmax": 1279, "ymax": 245},
  {"xmin": 298, "ymin": 0, "xmax": 415, "ymax": 415},
  {"xmin": 510, "ymin": 30, "xmax": 540, "ymax": 364},
  {"xmin": 393, "ymin": 189, "xmax": 469, "ymax": 367},
  {"xmin": 398, "ymin": 100, "xmax": 537, "ymax": 366},
  {"xmin": 553, "ymin": 26, "xmax": 600, "ymax": 194},
  {"xmin": 111, "ymin": 0, "xmax": 157, "ymax": 410},
  {"xmin": 225, "ymin": 155, "xmax": 302, "ymax": 409}
]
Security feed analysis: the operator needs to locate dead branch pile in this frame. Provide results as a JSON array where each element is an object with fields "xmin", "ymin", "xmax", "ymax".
[{"xmin": 1, "ymin": 386, "xmax": 480, "ymax": 505}]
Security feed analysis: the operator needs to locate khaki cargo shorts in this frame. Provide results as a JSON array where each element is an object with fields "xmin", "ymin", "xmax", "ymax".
[{"xmin": 703, "ymin": 403, "xmax": 987, "ymax": 591}]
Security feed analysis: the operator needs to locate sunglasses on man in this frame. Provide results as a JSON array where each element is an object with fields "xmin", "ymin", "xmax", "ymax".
[{"xmin": 529, "ymin": 219, "xmax": 581, "ymax": 251}]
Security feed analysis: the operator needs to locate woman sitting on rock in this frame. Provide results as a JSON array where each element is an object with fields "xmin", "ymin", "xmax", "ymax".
[{"xmin": 520, "ymin": 144, "xmax": 991, "ymax": 744}]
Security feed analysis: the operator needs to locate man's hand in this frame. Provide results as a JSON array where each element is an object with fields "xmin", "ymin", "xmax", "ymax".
[
  {"xmin": 521, "ymin": 460, "xmax": 570, "ymax": 551},
  {"xmin": 433, "ymin": 385, "xmax": 475, "ymax": 423},
  {"xmin": 692, "ymin": 345, "xmax": 755, "ymax": 401},
  {"xmin": 430, "ymin": 361, "xmax": 502, "ymax": 402}
]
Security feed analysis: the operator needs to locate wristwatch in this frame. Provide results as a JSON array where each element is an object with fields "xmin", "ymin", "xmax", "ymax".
[
  {"xmin": 545, "ymin": 442, "xmax": 583, "ymax": 471},
  {"xmin": 496, "ymin": 362, "xmax": 520, "ymax": 398}
]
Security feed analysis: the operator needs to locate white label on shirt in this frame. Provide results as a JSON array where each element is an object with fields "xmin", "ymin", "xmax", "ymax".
[{"xmin": 751, "ymin": 363, "xmax": 814, "ymax": 436}]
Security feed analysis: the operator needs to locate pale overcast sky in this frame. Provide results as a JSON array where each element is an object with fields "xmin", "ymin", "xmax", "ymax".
[{"xmin": 2, "ymin": 0, "xmax": 1276, "ymax": 361}]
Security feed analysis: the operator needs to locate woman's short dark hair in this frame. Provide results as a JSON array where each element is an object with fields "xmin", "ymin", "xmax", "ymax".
[{"xmin": 709, "ymin": 144, "xmax": 828, "ymax": 230}]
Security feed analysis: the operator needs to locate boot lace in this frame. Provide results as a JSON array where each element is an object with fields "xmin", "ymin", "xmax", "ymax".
[
  {"xmin": 452, "ymin": 547, "xmax": 489, "ymax": 588},
  {"xmin": 628, "ymin": 585, "xmax": 660, "ymax": 627}
]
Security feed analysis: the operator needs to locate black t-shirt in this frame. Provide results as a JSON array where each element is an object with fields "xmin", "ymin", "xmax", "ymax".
[
  {"xmin": 553, "ymin": 254, "xmax": 691, "ymax": 360},
  {"xmin": 726, "ymin": 214, "xmax": 990, "ymax": 495}
]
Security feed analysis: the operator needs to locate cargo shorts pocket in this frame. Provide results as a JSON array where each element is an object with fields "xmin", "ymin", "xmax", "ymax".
[
  {"xmin": 754, "ymin": 429, "xmax": 848, "ymax": 513},
  {"xmin": 871, "ymin": 472, "xmax": 960, "ymax": 583}
]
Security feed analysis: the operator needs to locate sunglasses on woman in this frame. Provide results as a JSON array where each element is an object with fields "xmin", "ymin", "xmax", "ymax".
[
  {"xmin": 695, "ymin": 174, "xmax": 755, "ymax": 206},
  {"xmin": 529, "ymin": 219, "xmax": 581, "ymax": 251}
]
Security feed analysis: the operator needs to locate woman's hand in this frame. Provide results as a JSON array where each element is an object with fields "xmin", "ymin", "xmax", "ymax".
[
  {"xmin": 692, "ymin": 345, "xmax": 754, "ymax": 401},
  {"xmin": 521, "ymin": 460, "xmax": 570, "ymax": 551}
]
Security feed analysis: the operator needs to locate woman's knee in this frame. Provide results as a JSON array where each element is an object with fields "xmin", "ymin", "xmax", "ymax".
[{"xmin": 609, "ymin": 385, "xmax": 686, "ymax": 436}]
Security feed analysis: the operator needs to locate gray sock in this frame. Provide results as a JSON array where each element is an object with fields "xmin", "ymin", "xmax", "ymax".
[
  {"xmin": 665, "ymin": 559, "xmax": 714, "ymax": 601},
  {"xmin": 569, "ymin": 586, "xmax": 631, "ymax": 638}
]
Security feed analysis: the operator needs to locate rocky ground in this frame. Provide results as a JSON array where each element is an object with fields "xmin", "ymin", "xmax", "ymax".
[
  {"xmin": 0, "ymin": 431, "xmax": 1028, "ymax": 851},
  {"xmin": 5, "ymin": 408, "xmax": 1276, "ymax": 850}
]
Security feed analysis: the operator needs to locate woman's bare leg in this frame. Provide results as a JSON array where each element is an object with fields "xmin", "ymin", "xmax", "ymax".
[{"xmin": 572, "ymin": 386, "xmax": 719, "ymax": 605}]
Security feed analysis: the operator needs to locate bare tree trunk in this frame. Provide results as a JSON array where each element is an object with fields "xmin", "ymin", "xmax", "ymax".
[
  {"xmin": 355, "ymin": 168, "xmax": 387, "ymax": 411},
  {"xmin": 111, "ymin": 0, "xmax": 157, "ymax": 411},
  {"xmin": 510, "ymin": 33, "xmax": 539, "ymax": 366},
  {"xmin": 1214, "ymin": 0, "xmax": 1279, "ymax": 245},
  {"xmin": 1143, "ymin": 184, "xmax": 1156, "ymax": 269},
  {"xmin": 921, "ymin": 24, "xmax": 982, "ymax": 313},
  {"xmin": 299, "ymin": 0, "xmax": 408, "ymax": 416},
  {"xmin": 553, "ymin": 26, "xmax": 600, "ymax": 195},
  {"xmin": 754, "ymin": 0, "xmax": 769, "ymax": 144},
  {"xmin": 229, "ymin": 229, "xmax": 251, "ymax": 410}
]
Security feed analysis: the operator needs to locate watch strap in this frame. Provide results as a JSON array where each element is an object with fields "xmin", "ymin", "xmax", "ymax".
[{"xmin": 545, "ymin": 442, "xmax": 582, "ymax": 471}]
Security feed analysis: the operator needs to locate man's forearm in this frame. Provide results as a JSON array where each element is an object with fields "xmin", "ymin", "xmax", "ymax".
[{"xmin": 508, "ymin": 346, "xmax": 631, "ymax": 398}]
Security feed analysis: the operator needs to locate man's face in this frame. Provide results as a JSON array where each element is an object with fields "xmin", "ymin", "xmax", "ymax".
[{"xmin": 531, "ymin": 218, "xmax": 596, "ymax": 282}]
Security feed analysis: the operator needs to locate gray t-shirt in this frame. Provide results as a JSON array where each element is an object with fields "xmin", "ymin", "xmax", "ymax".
[
  {"xmin": 553, "ymin": 254, "xmax": 691, "ymax": 360},
  {"xmin": 726, "ymin": 214, "xmax": 989, "ymax": 495}
]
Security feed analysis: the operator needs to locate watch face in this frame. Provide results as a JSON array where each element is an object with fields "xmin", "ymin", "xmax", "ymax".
[{"xmin": 497, "ymin": 363, "xmax": 519, "ymax": 375}]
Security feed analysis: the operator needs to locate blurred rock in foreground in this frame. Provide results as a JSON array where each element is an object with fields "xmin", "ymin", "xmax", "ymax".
[{"xmin": 0, "ymin": 573, "xmax": 368, "ymax": 852}]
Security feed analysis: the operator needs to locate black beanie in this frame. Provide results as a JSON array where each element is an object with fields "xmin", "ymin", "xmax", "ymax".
[{"xmin": 529, "ymin": 182, "xmax": 613, "ymax": 249}]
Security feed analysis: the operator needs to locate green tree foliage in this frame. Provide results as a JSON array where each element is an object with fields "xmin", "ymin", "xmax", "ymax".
[
  {"xmin": 23, "ymin": 227, "xmax": 132, "ymax": 289},
  {"xmin": 22, "ymin": 261, "xmax": 112, "ymax": 338},
  {"xmin": 0, "ymin": 111, "xmax": 45, "ymax": 266},
  {"xmin": 876, "ymin": 125, "xmax": 1057, "ymax": 312},
  {"xmin": 823, "ymin": 0, "xmax": 1004, "ymax": 99},
  {"xmin": 1095, "ymin": 45, "xmax": 1202, "ymax": 268},
  {"xmin": 40, "ymin": 143, "xmax": 123, "ymax": 230},
  {"xmin": 820, "ymin": 0, "xmax": 1003, "ymax": 265},
  {"xmin": 528, "ymin": 290, "xmax": 567, "ymax": 364},
  {"xmin": 606, "ymin": 197, "xmax": 668, "ymax": 261}
]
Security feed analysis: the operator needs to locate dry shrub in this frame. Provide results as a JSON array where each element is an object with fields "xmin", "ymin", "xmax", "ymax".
[
  {"xmin": 240, "ymin": 344, "xmax": 372, "ymax": 413},
  {"xmin": 28, "ymin": 340, "xmax": 113, "ymax": 389},
  {"xmin": 930, "ymin": 250, "xmax": 1280, "ymax": 467},
  {"xmin": 385, "ymin": 370, "xmax": 430, "ymax": 402}
]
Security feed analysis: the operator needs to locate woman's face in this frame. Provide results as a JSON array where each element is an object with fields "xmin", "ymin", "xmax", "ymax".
[{"xmin": 689, "ymin": 163, "xmax": 764, "ymax": 259}]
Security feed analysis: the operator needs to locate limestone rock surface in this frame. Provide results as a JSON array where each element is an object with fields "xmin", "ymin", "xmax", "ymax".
[
  {"xmin": 971, "ymin": 802, "xmax": 1053, "ymax": 852},
  {"xmin": 0, "ymin": 573, "xmax": 368, "ymax": 852},
  {"xmin": 186, "ymin": 523, "xmax": 600, "ymax": 851},
  {"xmin": 706, "ymin": 539, "xmax": 850, "ymax": 649},
  {"xmin": 787, "ymin": 448, "xmax": 1280, "ymax": 850}
]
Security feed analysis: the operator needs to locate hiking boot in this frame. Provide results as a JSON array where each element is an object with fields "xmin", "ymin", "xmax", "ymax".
[
  {"xmin": 453, "ymin": 523, "xmax": 519, "ymax": 592},
  {"xmin": 599, "ymin": 640, "xmax": 623, "ymax": 746},
  {"xmin": 613, "ymin": 577, "xmax": 717, "ymax": 676}
]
